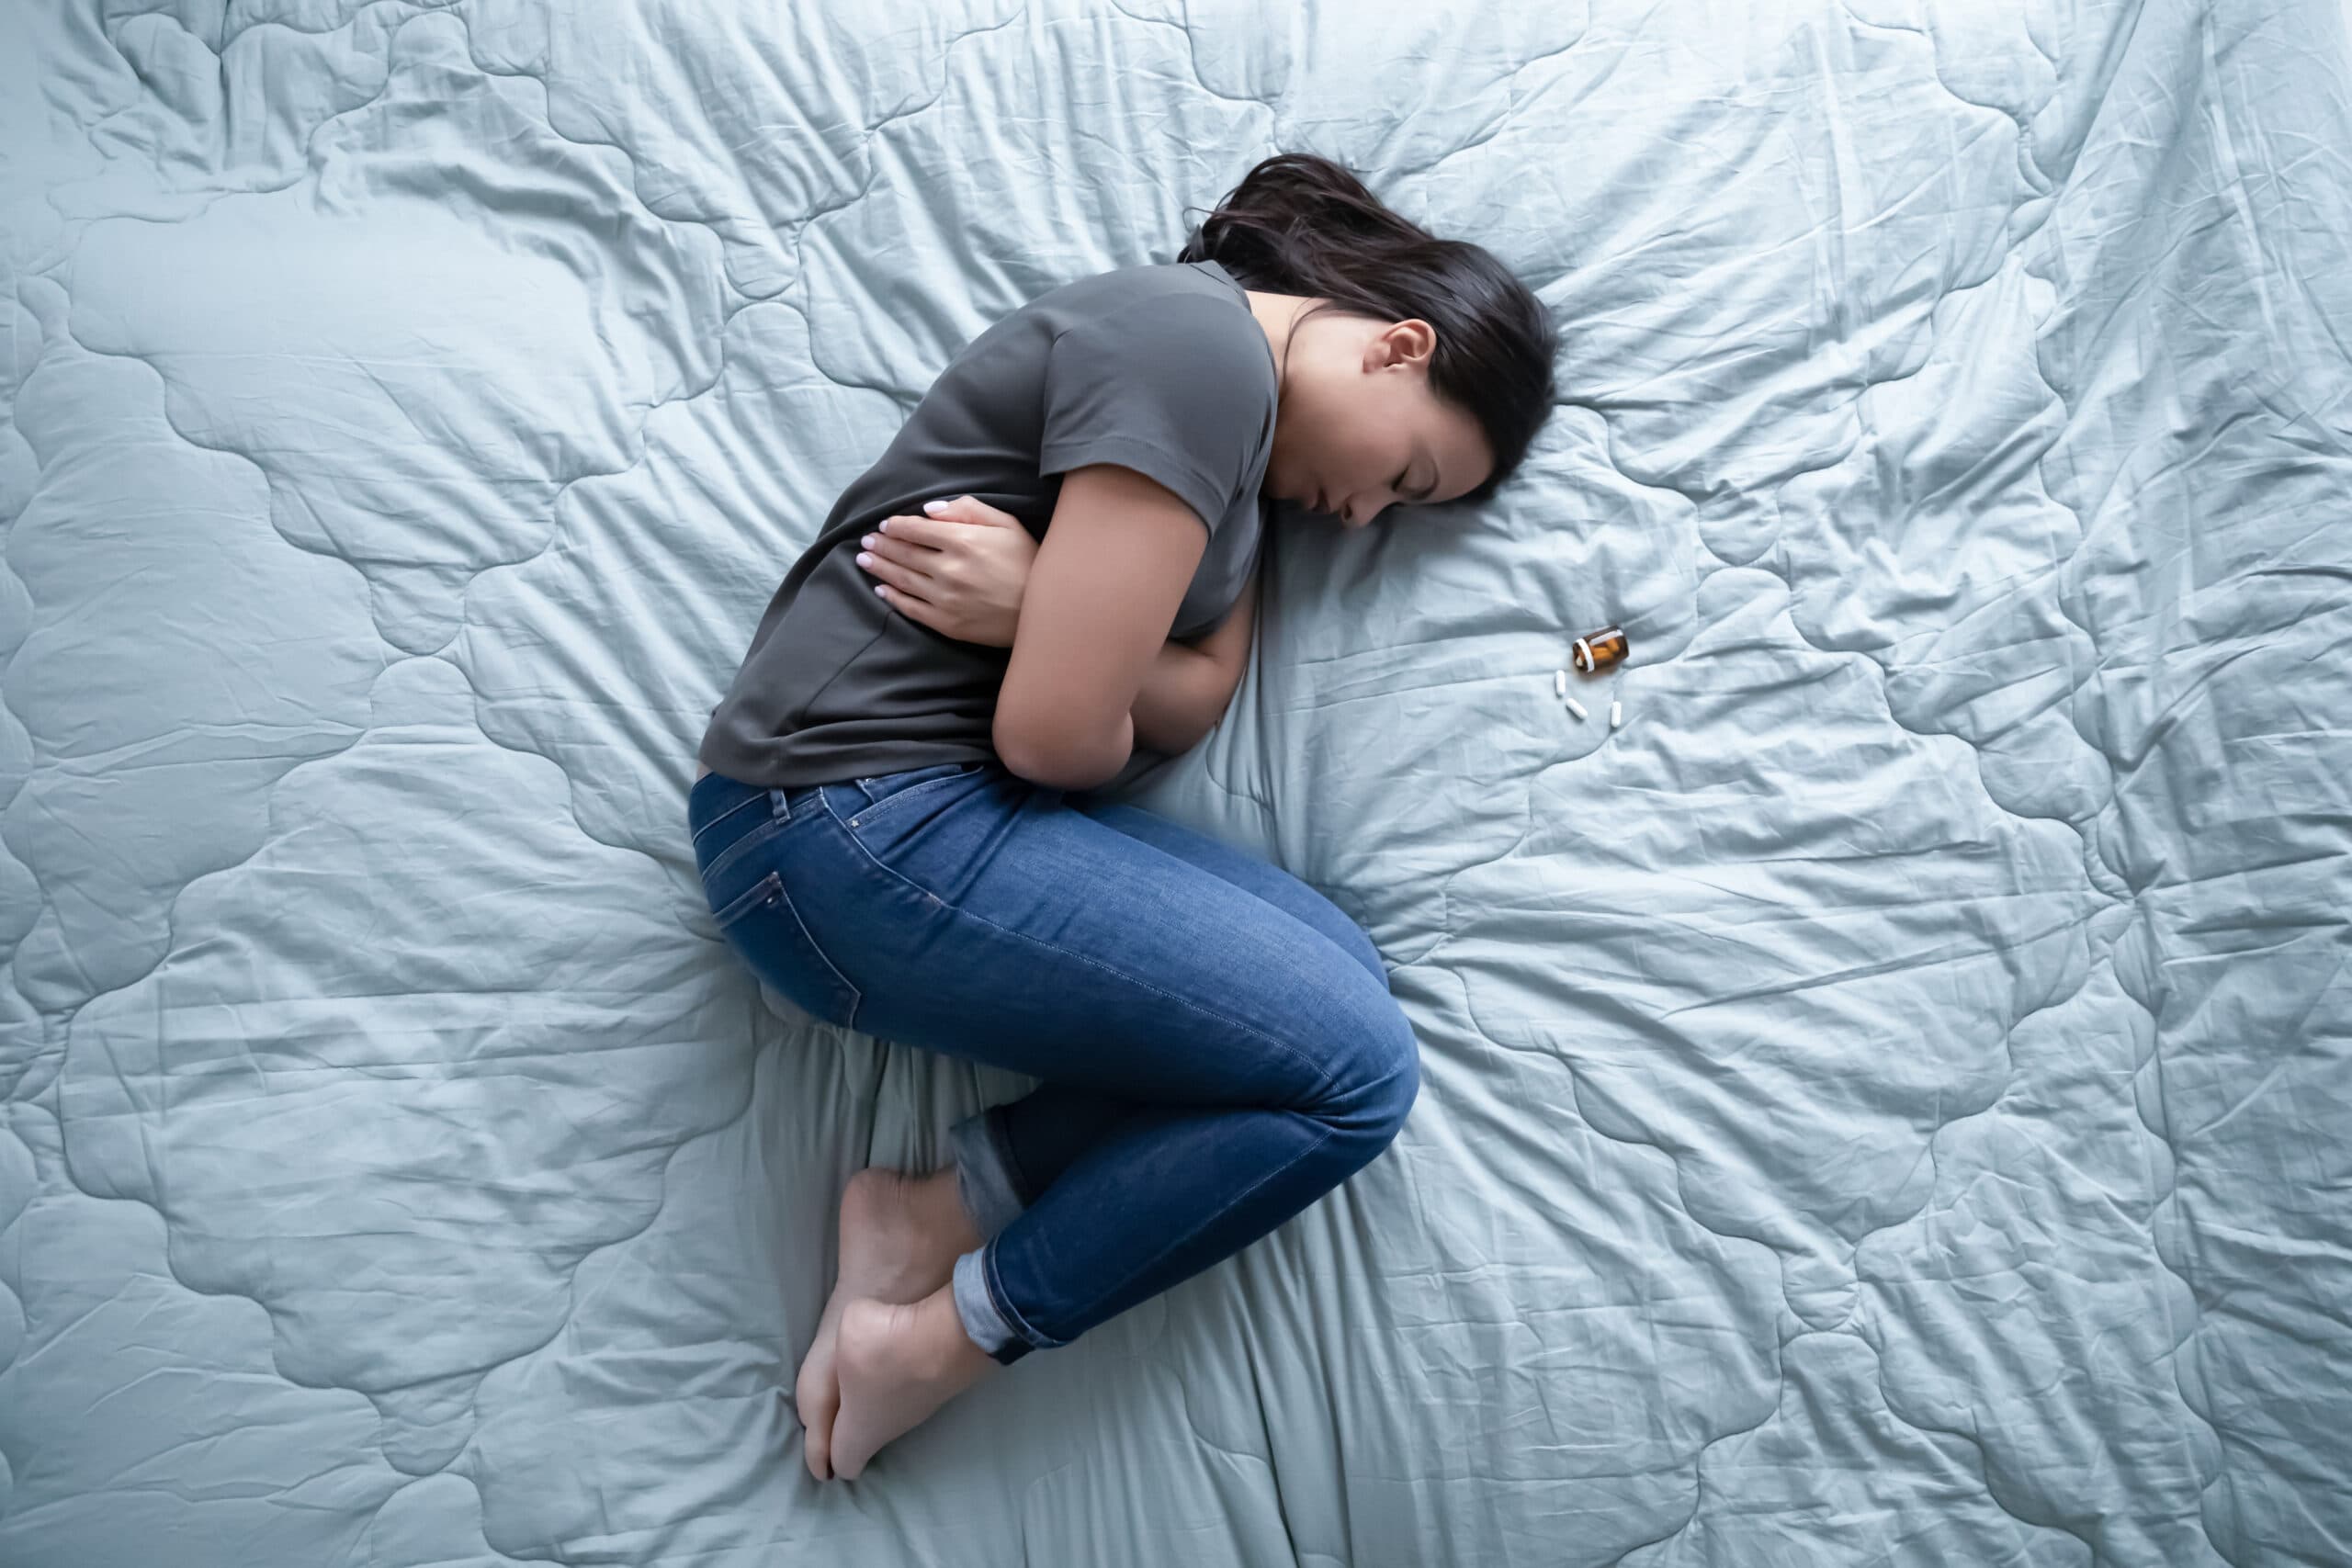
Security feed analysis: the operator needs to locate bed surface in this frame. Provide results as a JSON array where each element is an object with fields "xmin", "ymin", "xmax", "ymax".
[{"xmin": 4, "ymin": 1, "xmax": 2348, "ymax": 1562}]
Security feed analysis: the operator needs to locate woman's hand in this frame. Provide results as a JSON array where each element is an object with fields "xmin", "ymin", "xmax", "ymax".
[{"xmin": 854, "ymin": 494, "xmax": 1038, "ymax": 649}]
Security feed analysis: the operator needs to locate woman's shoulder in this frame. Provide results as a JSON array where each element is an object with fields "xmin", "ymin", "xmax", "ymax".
[
  {"xmin": 1036, "ymin": 257, "xmax": 1239, "ymax": 311},
  {"xmin": 947, "ymin": 262, "xmax": 1275, "ymax": 418},
  {"xmin": 1053, "ymin": 263, "xmax": 1273, "ymax": 389}
]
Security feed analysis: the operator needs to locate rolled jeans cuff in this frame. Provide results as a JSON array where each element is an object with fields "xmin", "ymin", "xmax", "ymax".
[
  {"xmin": 948, "ymin": 1104, "xmax": 1027, "ymax": 1242},
  {"xmin": 952, "ymin": 1247, "xmax": 1036, "ymax": 1366}
]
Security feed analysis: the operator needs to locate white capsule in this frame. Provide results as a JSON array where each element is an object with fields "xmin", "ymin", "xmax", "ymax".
[
  {"xmin": 1555, "ymin": 668, "xmax": 1566, "ymax": 697},
  {"xmin": 1610, "ymin": 700, "xmax": 1623, "ymax": 729},
  {"xmin": 1565, "ymin": 696, "xmax": 1588, "ymax": 721}
]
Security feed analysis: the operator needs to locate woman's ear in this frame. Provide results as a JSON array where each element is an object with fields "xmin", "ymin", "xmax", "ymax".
[
  {"xmin": 1366, "ymin": 320, "xmax": 1434, "ymax": 374},
  {"xmin": 1388, "ymin": 320, "xmax": 1437, "ymax": 366}
]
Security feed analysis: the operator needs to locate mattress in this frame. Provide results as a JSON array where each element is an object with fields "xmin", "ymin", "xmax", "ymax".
[{"xmin": 4, "ymin": 0, "xmax": 2348, "ymax": 1562}]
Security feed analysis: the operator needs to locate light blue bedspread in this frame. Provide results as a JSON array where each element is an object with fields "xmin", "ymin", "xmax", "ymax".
[{"xmin": 3, "ymin": 1, "xmax": 2347, "ymax": 1563}]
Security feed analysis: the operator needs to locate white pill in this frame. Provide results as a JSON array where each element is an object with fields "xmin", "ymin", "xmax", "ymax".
[
  {"xmin": 1565, "ymin": 696, "xmax": 1588, "ymax": 720},
  {"xmin": 1555, "ymin": 669, "xmax": 1566, "ymax": 697},
  {"xmin": 1610, "ymin": 700, "xmax": 1623, "ymax": 729}
]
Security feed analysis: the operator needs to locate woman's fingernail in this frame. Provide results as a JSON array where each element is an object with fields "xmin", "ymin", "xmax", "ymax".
[
  {"xmin": 877, "ymin": 519, "xmax": 889, "ymax": 532},
  {"xmin": 922, "ymin": 498, "xmax": 949, "ymax": 514}
]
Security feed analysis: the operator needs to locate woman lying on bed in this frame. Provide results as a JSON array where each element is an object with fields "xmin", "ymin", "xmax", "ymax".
[{"xmin": 689, "ymin": 150, "xmax": 1557, "ymax": 1482}]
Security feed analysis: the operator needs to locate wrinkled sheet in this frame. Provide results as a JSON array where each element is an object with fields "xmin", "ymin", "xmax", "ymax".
[{"xmin": 4, "ymin": 1, "xmax": 2349, "ymax": 1563}]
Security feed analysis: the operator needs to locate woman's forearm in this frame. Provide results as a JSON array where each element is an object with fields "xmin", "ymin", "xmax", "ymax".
[
  {"xmin": 1129, "ymin": 640, "xmax": 1225, "ymax": 755},
  {"xmin": 1016, "ymin": 590, "xmax": 1245, "ymax": 788},
  {"xmin": 1186, "ymin": 557, "xmax": 1261, "ymax": 673},
  {"xmin": 1130, "ymin": 558, "xmax": 1261, "ymax": 755}
]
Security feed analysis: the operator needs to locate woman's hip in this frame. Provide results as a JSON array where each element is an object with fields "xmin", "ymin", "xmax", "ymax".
[{"xmin": 686, "ymin": 760, "xmax": 1416, "ymax": 1114}]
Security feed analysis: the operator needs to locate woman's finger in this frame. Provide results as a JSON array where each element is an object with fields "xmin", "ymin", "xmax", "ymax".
[
  {"xmin": 879, "ymin": 513, "xmax": 980, "ymax": 549},
  {"xmin": 870, "ymin": 579, "xmax": 937, "ymax": 627},
  {"xmin": 862, "ymin": 526, "xmax": 920, "ymax": 562},
  {"xmin": 856, "ymin": 542, "xmax": 931, "ymax": 593}
]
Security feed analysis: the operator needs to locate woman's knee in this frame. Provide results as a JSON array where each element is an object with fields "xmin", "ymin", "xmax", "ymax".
[
  {"xmin": 1335, "ymin": 918, "xmax": 1389, "ymax": 992},
  {"xmin": 1290, "ymin": 892, "xmax": 1387, "ymax": 992},
  {"xmin": 1315, "ymin": 1000, "xmax": 1420, "ymax": 1156},
  {"xmin": 1370, "ymin": 1016, "xmax": 1420, "ymax": 1143}
]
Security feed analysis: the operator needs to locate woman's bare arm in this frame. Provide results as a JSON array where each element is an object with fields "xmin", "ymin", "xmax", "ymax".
[
  {"xmin": 1127, "ymin": 556, "xmax": 1261, "ymax": 755},
  {"xmin": 995, "ymin": 464, "xmax": 1204, "ymax": 788},
  {"xmin": 1183, "ymin": 554, "xmax": 1261, "ymax": 676}
]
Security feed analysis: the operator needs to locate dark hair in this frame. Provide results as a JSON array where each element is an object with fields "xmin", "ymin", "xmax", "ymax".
[{"xmin": 1173, "ymin": 152, "xmax": 1557, "ymax": 508}]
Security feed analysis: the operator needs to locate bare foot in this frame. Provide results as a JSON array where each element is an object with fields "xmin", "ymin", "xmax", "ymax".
[
  {"xmin": 828, "ymin": 1280, "xmax": 1004, "ymax": 1480},
  {"xmin": 796, "ymin": 1166, "xmax": 984, "ymax": 1482}
]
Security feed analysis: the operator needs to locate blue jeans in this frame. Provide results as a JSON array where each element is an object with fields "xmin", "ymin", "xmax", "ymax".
[{"xmin": 685, "ymin": 759, "xmax": 1419, "ymax": 1366}]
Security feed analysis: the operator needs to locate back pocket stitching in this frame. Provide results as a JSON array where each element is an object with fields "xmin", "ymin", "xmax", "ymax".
[
  {"xmin": 712, "ymin": 871, "xmax": 865, "ymax": 1030},
  {"xmin": 714, "ymin": 869, "xmax": 783, "ymax": 926},
  {"xmin": 702, "ymin": 812, "xmax": 792, "ymax": 889},
  {"xmin": 848, "ymin": 764, "xmax": 984, "ymax": 831},
  {"xmin": 690, "ymin": 790, "xmax": 769, "ymax": 850}
]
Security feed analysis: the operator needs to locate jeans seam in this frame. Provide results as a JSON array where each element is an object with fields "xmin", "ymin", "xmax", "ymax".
[
  {"xmin": 981, "ymin": 1239, "xmax": 1060, "ymax": 1350},
  {"xmin": 701, "ymin": 812, "xmax": 793, "ymax": 889},
  {"xmin": 712, "ymin": 869, "xmax": 782, "ymax": 928},
  {"xmin": 994, "ymin": 1120, "xmax": 1340, "ymax": 1350},
  {"xmin": 844, "ymin": 765, "xmax": 986, "ymax": 829},
  {"xmin": 689, "ymin": 789, "xmax": 769, "ymax": 849},
  {"xmin": 814, "ymin": 787, "xmax": 1342, "ymax": 1099}
]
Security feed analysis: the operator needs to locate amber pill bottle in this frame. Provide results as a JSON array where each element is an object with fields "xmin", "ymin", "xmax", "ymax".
[{"xmin": 1570, "ymin": 626, "xmax": 1630, "ymax": 673}]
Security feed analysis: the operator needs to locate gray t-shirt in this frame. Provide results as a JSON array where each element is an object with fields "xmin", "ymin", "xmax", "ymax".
[{"xmin": 696, "ymin": 258, "xmax": 1279, "ymax": 790}]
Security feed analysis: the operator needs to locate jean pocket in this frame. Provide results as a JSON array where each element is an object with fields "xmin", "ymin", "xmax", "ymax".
[
  {"xmin": 846, "ymin": 761, "xmax": 989, "ymax": 832},
  {"xmin": 702, "ymin": 811, "xmax": 791, "ymax": 890},
  {"xmin": 713, "ymin": 868, "xmax": 785, "ymax": 928},
  {"xmin": 710, "ymin": 869, "xmax": 865, "ymax": 1031}
]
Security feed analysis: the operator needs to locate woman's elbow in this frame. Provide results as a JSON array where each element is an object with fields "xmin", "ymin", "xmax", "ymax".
[{"xmin": 993, "ymin": 715, "xmax": 1132, "ymax": 791}]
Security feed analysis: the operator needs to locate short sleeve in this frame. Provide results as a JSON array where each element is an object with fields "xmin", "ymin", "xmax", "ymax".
[{"xmin": 1037, "ymin": 293, "xmax": 1274, "ymax": 535}]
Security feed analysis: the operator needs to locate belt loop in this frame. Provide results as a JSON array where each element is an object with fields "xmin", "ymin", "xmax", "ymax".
[{"xmin": 771, "ymin": 786, "xmax": 792, "ymax": 823}]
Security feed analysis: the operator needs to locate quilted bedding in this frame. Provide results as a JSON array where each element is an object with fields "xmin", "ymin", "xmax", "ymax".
[{"xmin": 5, "ymin": 1, "xmax": 2349, "ymax": 1563}]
